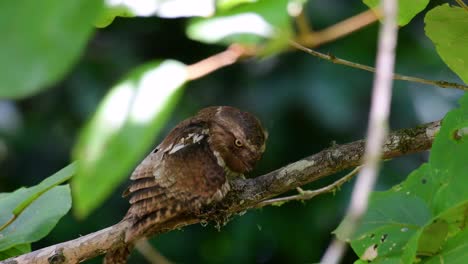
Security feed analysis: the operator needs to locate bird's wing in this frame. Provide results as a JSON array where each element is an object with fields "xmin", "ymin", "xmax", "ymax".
[{"xmin": 123, "ymin": 121, "xmax": 229, "ymax": 241}]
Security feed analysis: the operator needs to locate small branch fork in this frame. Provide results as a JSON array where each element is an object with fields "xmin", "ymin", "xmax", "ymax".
[
  {"xmin": 296, "ymin": 9, "xmax": 381, "ymax": 47},
  {"xmin": 255, "ymin": 166, "xmax": 361, "ymax": 208},
  {"xmin": 2, "ymin": 120, "xmax": 440, "ymax": 264}
]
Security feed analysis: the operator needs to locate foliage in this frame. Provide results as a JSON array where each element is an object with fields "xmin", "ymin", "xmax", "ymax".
[
  {"xmin": 72, "ymin": 60, "xmax": 187, "ymax": 218},
  {"xmin": 0, "ymin": 0, "xmax": 467, "ymax": 262},
  {"xmin": 187, "ymin": 0, "xmax": 292, "ymax": 54},
  {"xmin": 0, "ymin": 244, "xmax": 31, "ymax": 260},
  {"xmin": 0, "ymin": 164, "xmax": 74, "ymax": 259},
  {"xmin": 425, "ymin": 4, "xmax": 468, "ymax": 85},
  {"xmin": 0, "ymin": 0, "xmax": 103, "ymax": 98},
  {"xmin": 363, "ymin": 0, "xmax": 429, "ymax": 26},
  {"xmin": 335, "ymin": 94, "xmax": 468, "ymax": 263}
]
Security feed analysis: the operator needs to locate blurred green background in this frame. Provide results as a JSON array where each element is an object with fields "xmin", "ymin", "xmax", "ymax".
[{"xmin": 0, "ymin": 0, "xmax": 464, "ymax": 263}]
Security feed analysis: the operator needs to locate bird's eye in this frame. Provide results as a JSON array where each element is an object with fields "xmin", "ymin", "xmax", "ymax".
[{"xmin": 234, "ymin": 139, "xmax": 243, "ymax": 147}]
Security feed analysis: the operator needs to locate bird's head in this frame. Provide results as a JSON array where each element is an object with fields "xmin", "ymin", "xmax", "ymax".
[{"xmin": 197, "ymin": 106, "xmax": 267, "ymax": 175}]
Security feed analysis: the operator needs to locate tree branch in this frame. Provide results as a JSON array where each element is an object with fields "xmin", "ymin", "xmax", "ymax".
[
  {"xmin": 186, "ymin": 44, "xmax": 256, "ymax": 81},
  {"xmin": 2, "ymin": 120, "xmax": 440, "ymax": 264},
  {"xmin": 255, "ymin": 166, "xmax": 361, "ymax": 208}
]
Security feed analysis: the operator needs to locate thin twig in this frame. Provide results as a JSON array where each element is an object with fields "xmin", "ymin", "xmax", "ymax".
[
  {"xmin": 2, "ymin": 120, "xmax": 440, "ymax": 264},
  {"xmin": 135, "ymin": 239, "xmax": 173, "ymax": 264},
  {"xmin": 184, "ymin": 8, "xmax": 467, "ymax": 93},
  {"xmin": 321, "ymin": 0, "xmax": 398, "ymax": 263},
  {"xmin": 289, "ymin": 41, "xmax": 468, "ymax": 92},
  {"xmin": 184, "ymin": 8, "xmax": 380, "ymax": 83},
  {"xmin": 184, "ymin": 38, "xmax": 468, "ymax": 93},
  {"xmin": 256, "ymin": 166, "xmax": 361, "ymax": 208},
  {"xmin": 186, "ymin": 44, "xmax": 256, "ymax": 80},
  {"xmin": 184, "ymin": 9, "xmax": 379, "ymax": 82},
  {"xmin": 297, "ymin": 9, "xmax": 380, "ymax": 47},
  {"xmin": 455, "ymin": 0, "xmax": 468, "ymax": 11}
]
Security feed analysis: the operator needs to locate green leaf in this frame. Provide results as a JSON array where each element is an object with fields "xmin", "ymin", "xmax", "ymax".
[
  {"xmin": 363, "ymin": 0, "xmax": 429, "ymax": 26},
  {"xmin": 425, "ymin": 4, "xmax": 468, "ymax": 86},
  {"xmin": 95, "ymin": 5, "xmax": 134, "ymax": 28},
  {"xmin": 424, "ymin": 228, "xmax": 468, "ymax": 264},
  {"xmin": 96, "ymin": 0, "xmax": 216, "ymax": 28},
  {"xmin": 13, "ymin": 163, "xmax": 75, "ymax": 216},
  {"xmin": 0, "ymin": 163, "xmax": 73, "ymax": 258},
  {"xmin": 335, "ymin": 192, "xmax": 431, "ymax": 261},
  {"xmin": 72, "ymin": 60, "xmax": 187, "ymax": 218},
  {"xmin": 401, "ymin": 202, "xmax": 468, "ymax": 261},
  {"xmin": 417, "ymin": 219, "xmax": 449, "ymax": 256},
  {"xmin": 428, "ymin": 94, "xmax": 468, "ymax": 214},
  {"xmin": 0, "ymin": 163, "xmax": 75, "ymax": 230},
  {"xmin": 187, "ymin": 0, "xmax": 292, "ymax": 53},
  {"xmin": 0, "ymin": 185, "xmax": 71, "ymax": 253},
  {"xmin": 217, "ymin": 0, "xmax": 258, "ymax": 11},
  {"xmin": 0, "ymin": 0, "xmax": 103, "ymax": 99},
  {"xmin": 417, "ymin": 202, "xmax": 468, "ymax": 257},
  {"xmin": 390, "ymin": 163, "xmax": 438, "ymax": 207},
  {"xmin": 0, "ymin": 244, "xmax": 30, "ymax": 261}
]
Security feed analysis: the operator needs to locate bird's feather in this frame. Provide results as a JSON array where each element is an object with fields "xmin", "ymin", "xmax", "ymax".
[{"xmin": 123, "ymin": 120, "xmax": 229, "ymax": 242}]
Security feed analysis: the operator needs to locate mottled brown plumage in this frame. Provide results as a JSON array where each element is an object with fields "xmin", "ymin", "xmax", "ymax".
[{"xmin": 122, "ymin": 106, "xmax": 267, "ymax": 243}]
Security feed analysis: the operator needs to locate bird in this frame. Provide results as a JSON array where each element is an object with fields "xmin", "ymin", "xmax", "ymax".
[{"xmin": 108, "ymin": 106, "xmax": 267, "ymax": 262}]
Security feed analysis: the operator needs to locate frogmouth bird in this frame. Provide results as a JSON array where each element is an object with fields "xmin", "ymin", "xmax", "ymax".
[{"xmin": 122, "ymin": 106, "xmax": 267, "ymax": 243}]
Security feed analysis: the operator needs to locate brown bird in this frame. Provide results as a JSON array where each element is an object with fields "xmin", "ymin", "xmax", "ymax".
[{"xmin": 122, "ymin": 106, "xmax": 267, "ymax": 243}]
